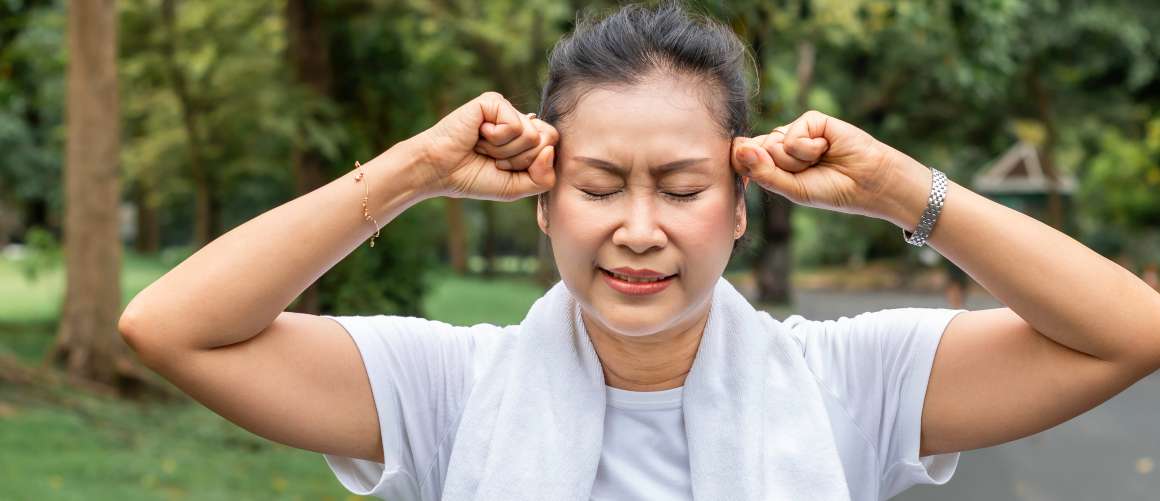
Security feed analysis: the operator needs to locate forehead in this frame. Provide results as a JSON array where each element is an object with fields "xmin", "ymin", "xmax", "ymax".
[{"xmin": 559, "ymin": 77, "xmax": 728, "ymax": 163}]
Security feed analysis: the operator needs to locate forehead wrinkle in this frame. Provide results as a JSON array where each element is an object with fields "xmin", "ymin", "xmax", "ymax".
[{"xmin": 572, "ymin": 156, "xmax": 712, "ymax": 178}]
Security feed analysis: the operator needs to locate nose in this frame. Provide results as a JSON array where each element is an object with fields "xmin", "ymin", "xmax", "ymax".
[{"xmin": 610, "ymin": 191, "xmax": 668, "ymax": 253}]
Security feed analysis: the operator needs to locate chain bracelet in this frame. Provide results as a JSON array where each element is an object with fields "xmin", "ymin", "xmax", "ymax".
[
  {"xmin": 353, "ymin": 160, "xmax": 381, "ymax": 248},
  {"xmin": 902, "ymin": 166, "xmax": 948, "ymax": 247}
]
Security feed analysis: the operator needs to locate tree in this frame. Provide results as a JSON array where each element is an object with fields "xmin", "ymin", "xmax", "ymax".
[
  {"xmin": 48, "ymin": 0, "xmax": 148, "ymax": 393},
  {"xmin": 285, "ymin": 0, "xmax": 335, "ymax": 314}
]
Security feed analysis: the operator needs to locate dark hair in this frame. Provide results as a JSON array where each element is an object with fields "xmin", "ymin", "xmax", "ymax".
[{"xmin": 536, "ymin": 0, "xmax": 756, "ymax": 254}]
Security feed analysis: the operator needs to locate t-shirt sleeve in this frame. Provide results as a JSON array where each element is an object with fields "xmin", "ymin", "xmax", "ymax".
[
  {"xmin": 318, "ymin": 314, "xmax": 503, "ymax": 500},
  {"xmin": 782, "ymin": 307, "xmax": 967, "ymax": 500}
]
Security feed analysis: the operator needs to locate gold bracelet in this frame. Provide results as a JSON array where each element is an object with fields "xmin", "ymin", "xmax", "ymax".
[{"xmin": 353, "ymin": 160, "xmax": 381, "ymax": 248}]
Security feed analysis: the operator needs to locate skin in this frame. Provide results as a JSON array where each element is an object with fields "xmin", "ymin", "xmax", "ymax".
[
  {"xmin": 535, "ymin": 74, "xmax": 747, "ymax": 391},
  {"xmin": 734, "ymin": 110, "xmax": 1160, "ymax": 456},
  {"xmin": 120, "ymin": 80, "xmax": 1160, "ymax": 468}
]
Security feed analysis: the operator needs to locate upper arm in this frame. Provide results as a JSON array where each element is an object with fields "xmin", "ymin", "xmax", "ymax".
[
  {"xmin": 126, "ymin": 311, "xmax": 385, "ymax": 463},
  {"xmin": 920, "ymin": 307, "xmax": 1156, "ymax": 457}
]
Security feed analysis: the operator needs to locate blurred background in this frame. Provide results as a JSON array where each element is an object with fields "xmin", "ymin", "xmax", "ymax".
[{"xmin": 1, "ymin": 0, "xmax": 1157, "ymax": 499}]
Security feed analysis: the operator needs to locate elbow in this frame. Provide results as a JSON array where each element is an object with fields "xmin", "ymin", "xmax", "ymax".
[
  {"xmin": 118, "ymin": 306, "xmax": 165, "ymax": 369},
  {"xmin": 118, "ymin": 307, "xmax": 149, "ymax": 355}
]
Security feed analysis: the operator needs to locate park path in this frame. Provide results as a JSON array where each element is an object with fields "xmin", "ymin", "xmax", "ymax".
[{"xmin": 762, "ymin": 287, "xmax": 1160, "ymax": 501}]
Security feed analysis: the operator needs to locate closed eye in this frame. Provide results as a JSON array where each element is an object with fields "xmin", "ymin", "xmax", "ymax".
[{"xmin": 579, "ymin": 189, "xmax": 704, "ymax": 202}]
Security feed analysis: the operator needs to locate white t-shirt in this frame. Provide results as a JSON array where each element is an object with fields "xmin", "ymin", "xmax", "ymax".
[{"xmin": 320, "ymin": 306, "xmax": 967, "ymax": 501}]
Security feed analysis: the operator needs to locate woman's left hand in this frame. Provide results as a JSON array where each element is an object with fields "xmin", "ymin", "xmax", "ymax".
[{"xmin": 731, "ymin": 110, "xmax": 921, "ymax": 222}]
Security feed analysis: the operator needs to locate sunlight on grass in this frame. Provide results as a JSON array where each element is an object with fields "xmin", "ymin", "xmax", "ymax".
[
  {"xmin": 0, "ymin": 253, "xmax": 555, "ymax": 500},
  {"xmin": 423, "ymin": 271, "xmax": 547, "ymax": 326},
  {"xmin": 0, "ymin": 252, "xmax": 170, "ymax": 324}
]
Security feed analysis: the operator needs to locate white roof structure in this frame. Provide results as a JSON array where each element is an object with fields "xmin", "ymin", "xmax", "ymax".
[{"xmin": 972, "ymin": 142, "xmax": 1077, "ymax": 195}]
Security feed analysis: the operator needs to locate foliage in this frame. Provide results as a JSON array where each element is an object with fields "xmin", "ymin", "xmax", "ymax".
[
  {"xmin": 0, "ymin": 1, "xmax": 65, "ymax": 225},
  {"xmin": 0, "ymin": 0, "xmax": 1158, "ymax": 291},
  {"xmin": 13, "ymin": 226, "xmax": 60, "ymax": 283}
]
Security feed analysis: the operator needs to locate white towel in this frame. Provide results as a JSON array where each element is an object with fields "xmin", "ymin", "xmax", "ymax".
[{"xmin": 440, "ymin": 276, "xmax": 852, "ymax": 500}]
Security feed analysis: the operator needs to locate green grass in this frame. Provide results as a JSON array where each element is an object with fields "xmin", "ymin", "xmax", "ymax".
[
  {"xmin": 0, "ymin": 252, "xmax": 553, "ymax": 500},
  {"xmin": 0, "ymin": 251, "xmax": 169, "ymax": 324},
  {"xmin": 422, "ymin": 270, "xmax": 546, "ymax": 326},
  {"xmin": 0, "ymin": 386, "xmax": 361, "ymax": 501},
  {"xmin": 0, "ymin": 251, "xmax": 776, "ymax": 500}
]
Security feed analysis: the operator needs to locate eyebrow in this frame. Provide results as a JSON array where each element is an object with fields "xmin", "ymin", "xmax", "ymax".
[{"xmin": 572, "ymin": 156, "xmax": 711, "ymax": 176}]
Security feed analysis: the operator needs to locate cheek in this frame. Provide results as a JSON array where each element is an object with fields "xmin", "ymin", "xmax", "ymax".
[
  {"xmin": 665, "ymin": 197, "xmax": 737, "ymax": 247},
  {"xmin": 546, "ymin": 198, "xmax": 606, "ymax": 264}
]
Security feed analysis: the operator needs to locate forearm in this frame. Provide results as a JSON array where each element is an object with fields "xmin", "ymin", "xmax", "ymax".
[
  {"xmin": 121, "ymin": 139, "xmax": 431, "ymax": 352},
  {"xmin": 882, "ymin": 156, "xmax": 1160, "ymax": 367}
]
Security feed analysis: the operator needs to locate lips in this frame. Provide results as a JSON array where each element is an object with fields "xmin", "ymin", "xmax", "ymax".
[
  {"xmin": 598, "ymin": 266, "xmax": 678, "ymax": 296},
  {"xmin": 600, "ymin": 267, "xmax": 677, "ymax": 283}
]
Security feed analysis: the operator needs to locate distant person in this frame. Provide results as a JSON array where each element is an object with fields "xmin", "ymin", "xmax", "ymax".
[{"xmin": 118, "ymin": 2, "xmax": 1160, "ymax": 500}]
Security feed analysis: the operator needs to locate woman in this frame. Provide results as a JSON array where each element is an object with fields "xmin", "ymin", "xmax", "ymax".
[{"xmin": 118, "ymin": 2, "xmax": 1160, "ymax": 501}]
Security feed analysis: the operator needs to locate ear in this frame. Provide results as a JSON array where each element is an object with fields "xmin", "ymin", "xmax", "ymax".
[
  {"xmin": 536, "ymin": 194, "xmax": 550, "ymax": 236},
  {"xmin": 734, "ymin": 178, "xmax": 748, "ymax": 239}
]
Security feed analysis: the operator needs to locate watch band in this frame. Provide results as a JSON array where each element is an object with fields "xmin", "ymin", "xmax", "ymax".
[{"xmin": 903, "ymin": 167, "xmax": 948, "ymax": 247}]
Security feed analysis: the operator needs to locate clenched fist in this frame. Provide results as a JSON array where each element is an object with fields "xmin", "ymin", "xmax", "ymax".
[
  {"xmin": 411, "ymin": 91, "xmax": 560, "ymax": 202},
  {"xmin": 731, "ymin": 110, "xmax": 923, "ymax": 223}
]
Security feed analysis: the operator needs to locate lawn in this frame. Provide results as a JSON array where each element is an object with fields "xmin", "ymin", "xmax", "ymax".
[
  {"xmin": 0, "ymin": 251, "xmax": 787, "ymax": 500},
  {"xmin": 0, "ymin": 252, "xmax": 545, "ymax": 500}
]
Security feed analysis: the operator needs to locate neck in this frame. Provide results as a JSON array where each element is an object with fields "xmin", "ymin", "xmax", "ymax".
[{"xmin": 583, "ymin": 306, "xmax": 709, "ymax": 392}]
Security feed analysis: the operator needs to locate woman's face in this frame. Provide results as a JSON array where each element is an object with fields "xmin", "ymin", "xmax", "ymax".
[{"xmin": 538, "ymin": 76, "xmax": 746, "ymax": 338}]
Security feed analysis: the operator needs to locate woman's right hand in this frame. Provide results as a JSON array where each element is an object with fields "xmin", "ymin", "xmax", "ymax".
[{"xmin": 411, "ymin": 91, "xmax": 559, "ymax": 202}]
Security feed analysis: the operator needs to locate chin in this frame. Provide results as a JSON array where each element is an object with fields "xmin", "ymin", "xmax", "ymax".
[{"xmin": 587, "ymin": 303, "xmax": 676, "ymax": 338}]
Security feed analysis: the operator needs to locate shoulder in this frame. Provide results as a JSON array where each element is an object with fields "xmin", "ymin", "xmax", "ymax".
[
  {"xmin": 775, "ymin": 307, "xmax": 966, "ymax": 395},
  {"xmin": 322, "ymin": 314, "xmax": 514, "ymax": 363},
  {"xmin": 780, "ymin": 308, "xmax": 964, "ymax": 349}
]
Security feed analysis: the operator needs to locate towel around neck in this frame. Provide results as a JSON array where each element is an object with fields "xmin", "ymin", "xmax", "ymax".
[{"xmin": 440, "ymin": 276, "xmax": 852, "ymax": 500}]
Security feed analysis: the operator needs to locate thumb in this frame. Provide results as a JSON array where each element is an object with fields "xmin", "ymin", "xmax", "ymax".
[
  {"xmin": 734, "ymin": 140, "xmax": 803, "ymax": 203},
  {"xmin": 505, "ymin": 145, "xmax": 556, "ymax": 199}
]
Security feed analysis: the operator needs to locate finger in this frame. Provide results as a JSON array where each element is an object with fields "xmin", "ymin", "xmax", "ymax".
[
  {"xmin": 783, "ymin": 136, "xmax": 829, "ymax": 163},
  {"xmin": 757, "ymin": 129, "xmax": 783, "ymax": 156},
  {"xmin": 503, "ymin": 145, "xmax": 556, "ymax": 200},
  {"xmin": 533, "ymin": 117, "xmax": 560, "ymax": 147},
  {"xmin": 785, "ymin": 110, "xmax": 838, "ymax": 145},
  {"xmin": 760, "ymin": 124, "xmax": 813, "ymax": 173},
  {"xmin": 767, "ymin": 140, "xmax": 814, "ymax": 173},
  {"xmin": 733, "ymin": 139, "xmax": 804, "ymax": 202},
  {"xmin": 495, "ymin": 117, "xmax": 557, "ymax": 171},
  {"xmin": 478, "ymin": 96, "xmax": 525, "ymax": 146},
  {"xmin": 478, "ymin": 112, "xmax": 541, "ymax": 160}
]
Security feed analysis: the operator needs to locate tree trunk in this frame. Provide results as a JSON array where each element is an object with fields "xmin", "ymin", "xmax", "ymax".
[
  {"xmin": 756, "ymin": 39, "xmax": 814, "ymax": 304},
  {"xmin": 159, "ymin": 0, "xmax": 217, "ymax": 248},
  {"xmin": 285, "ymin": 0, "xmax": 334, "ymax": 314},
  {"xmin": 132, "ymin": 178, "xmax": 161, "ymax": 254},
  {"xmin": 446, "ymin": 198, "xmax": 469, "ymax": 274},
  {"xmin": 1028, "ymin": 64, "xmax": 1065, "ymax": 231},
  {"xmin": 481, "ymin": 200, "xmax": 497, "ymax": 277},
  {"xmin": 50, "ymin": 0, "xmax": 155, "ymax": 396},
  {"xmin": 431, "ymin": 94, "xmax": 469, "ymax": 275}
]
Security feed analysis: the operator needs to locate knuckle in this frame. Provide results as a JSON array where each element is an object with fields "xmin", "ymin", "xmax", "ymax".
[{"xmin": 480, "ymin": 91, "xmax": 504, "ymax": 102}]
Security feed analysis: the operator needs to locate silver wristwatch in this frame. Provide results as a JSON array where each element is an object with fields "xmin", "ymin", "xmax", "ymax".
[{"xmin": 903, "ymin": 167, "xmax": 948, "ymax": 247}]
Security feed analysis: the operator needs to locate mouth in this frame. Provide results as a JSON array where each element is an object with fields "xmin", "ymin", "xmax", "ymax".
[
  {"xmin": 598, "ymin": 267, "xmax": 678, "ymax": 295},
  {"xmin": 598, "ymin": 267, "xmax": 678, "ymax": 282}
]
